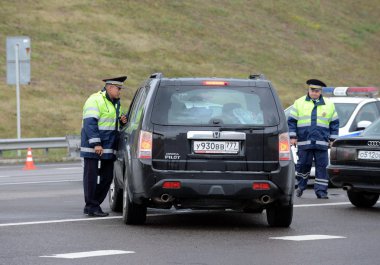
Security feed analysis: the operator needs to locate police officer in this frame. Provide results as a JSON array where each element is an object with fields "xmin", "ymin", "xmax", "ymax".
[
  {"xmin": 80, "ymin": 76, "xmax": 128, "ymax": 216},
  {"xmin": 288, "ymin": 79, "xmax": 339, "ymax": 199}
]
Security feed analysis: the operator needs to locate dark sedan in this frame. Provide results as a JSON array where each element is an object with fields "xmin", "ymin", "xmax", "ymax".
[{"xmin": 328, "ymin": 118, "xmax": 380, "ymax": 208}]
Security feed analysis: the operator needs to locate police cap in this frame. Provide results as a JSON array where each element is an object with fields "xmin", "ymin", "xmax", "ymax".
[
  {"xmin": 102, "ymin": 76, "xmax": 127, "ymax": 89},
  {"xmin": 306, "ymin": 79, "xmax": 326, "ymax": 90}
]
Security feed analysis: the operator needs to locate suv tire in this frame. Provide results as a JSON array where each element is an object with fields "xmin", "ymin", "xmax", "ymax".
[
  {"xmin": 122, "ymin": 178, "xmax": 147, "ymax": 225},
  {"xmin": 266, "ymin": 204, "xmax": 293, "ymax": 227},
  {"xmin": 108, "ymin": 171, "xmax": 123, "ymax": 212},
  {"xmin": 347, "ymin": 190, "xmax": 379, "ymax": 208}
]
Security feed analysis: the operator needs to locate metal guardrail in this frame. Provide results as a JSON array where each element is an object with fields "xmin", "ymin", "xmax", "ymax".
[
  {"xmin": 0, "ymin": 136, "xmax": 81, "ymax": 157},
  {"xmin": 0, "ymin": 137, "xmax": 66, "ymax": 150}
]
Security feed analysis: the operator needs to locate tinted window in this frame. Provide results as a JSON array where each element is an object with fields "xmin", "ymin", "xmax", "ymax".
[
  {"xmin": 151, "ymin": 85, "xmax": 279, "ymax": 126},
  {"xmin": 355, "ymin": 102, "xmax": 379, "ymax": 123},
  {"xmin": 350, "ymin": 102, "xmax": 380, "ymax": 132},
  {"xmin": 334, "ymin": 103, "xmax": 357, "ymax": 128},
  {"xmin": 129, "ymin": 87, "xmax": 145, "ymax": 124}
]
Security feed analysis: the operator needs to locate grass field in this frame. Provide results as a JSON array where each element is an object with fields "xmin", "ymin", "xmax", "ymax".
[{"xmin": 0, "ymin": 0, "xmax": 379, "ymax": 139}]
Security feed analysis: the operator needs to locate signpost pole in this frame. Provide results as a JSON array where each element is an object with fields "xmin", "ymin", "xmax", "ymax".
[
  {"xmin": 15, "ymin": 44, "xmax": 21, "ymax": 156},
  {"xmin": 6, "ymin": 36, "xmax": 31, "ymax": 156},
  {"xmin": 15, "ymin": 43, "xmax": 21, "ymax": 140}
]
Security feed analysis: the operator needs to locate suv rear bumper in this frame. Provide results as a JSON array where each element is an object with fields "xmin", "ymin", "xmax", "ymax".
[
  {"xmin": 150, "ymin": 178, "xmax": 292, "ymax": 209},
  {"xmin": 151, "ymin": 179, "xmax": 279, "ymax": 198},
  {"xmin": 130, "ymin": 159, "xmax": 294, "ymax": 208}
]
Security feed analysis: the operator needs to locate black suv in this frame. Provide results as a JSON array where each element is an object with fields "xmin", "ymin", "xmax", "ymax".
[{"xmin": 109, "ymin": 73, "xmax": 295, "ymax": 227}]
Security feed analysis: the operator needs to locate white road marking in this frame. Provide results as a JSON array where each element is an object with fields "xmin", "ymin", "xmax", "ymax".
[
  {"xmin": 56, "ymin": 167, "xmax": 81, "ymax": 170},
  {"xmin": 270, "ymin": 235, "xmax": 346, "ymax": 241},
  {"xmin": 0, "ymin": 216, "xmax": 122, "ymax": 227},
  {"xmin": 0, "ymin": 201, "xmax": 373, "ymax": 228},
  {"xmin": 294, "ymin": 202, "xmax": 352, "ymax": 207},
  {"xmin": 0, "ymin": 180, "xmax": 82, "ymax": 186},
  {"xmin": 40, "ymin": 250, "xmax": 135, "ymax": 259}
]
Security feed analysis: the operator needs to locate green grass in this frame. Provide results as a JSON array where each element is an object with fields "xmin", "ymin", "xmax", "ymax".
[
  {"xmin": 0, "ymin": 0, "xmax": 379, "ymax": 138},
  {"xmin": 1, "ymin": 148, "xmax": 69, "ymax": 163}
]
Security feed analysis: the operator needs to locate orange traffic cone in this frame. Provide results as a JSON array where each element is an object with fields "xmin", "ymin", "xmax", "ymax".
[{"xmin": 23, "ymin": 147, "xmax": 36, "ymax": 170}]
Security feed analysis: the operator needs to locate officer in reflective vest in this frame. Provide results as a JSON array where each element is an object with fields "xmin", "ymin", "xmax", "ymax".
[
  {"xmin": 80, "ymin": 76, "xmax": 128, "ymax": 216},
  {"xmin": 288, "ymin": 79, "xmax": 339, "ymax": 199}
]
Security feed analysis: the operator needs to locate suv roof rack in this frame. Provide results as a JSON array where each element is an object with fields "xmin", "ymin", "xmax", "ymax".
[
  {"xmin": 150, "ymin": 72, "xmax": 163, "ymax": 79},
  {"xmin": 249, "ymin": 74, "xmax": 266, "ymax": 80}
]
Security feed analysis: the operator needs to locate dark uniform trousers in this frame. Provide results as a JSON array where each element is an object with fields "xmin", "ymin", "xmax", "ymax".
[
  {"xmin": 296, "ymin": 149, "xmax": 329, "ymax": 196},
  {"xmin": 83, "ymin": 158, "xmax": 114, "ymax": 213}
]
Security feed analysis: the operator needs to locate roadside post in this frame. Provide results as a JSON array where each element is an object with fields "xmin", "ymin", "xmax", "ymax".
[{"xmin": 6, "ymin": 36, "xmax": 31, "ymax": 156}]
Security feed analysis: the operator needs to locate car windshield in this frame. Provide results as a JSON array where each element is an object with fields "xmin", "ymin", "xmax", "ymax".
[
  {"xmin": 151, "ymin": 85, "xmax": 280, "ymax": 126},
  {"xmin": 362, "ymin": 118, "xmax": 380, "ymax": 137},
  {"xmin": 334, "ymin": 102, "xmax": 357, "ymax": 128}
]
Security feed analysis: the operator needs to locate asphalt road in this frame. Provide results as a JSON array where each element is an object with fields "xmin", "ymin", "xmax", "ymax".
[{"xmin": 0, "ymin": 162, "xmax": 379, "ymax": 265}]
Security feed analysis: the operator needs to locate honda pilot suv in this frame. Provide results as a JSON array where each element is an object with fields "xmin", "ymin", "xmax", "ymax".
[{"xmin": 109, "ymin": 73, "xmax": 295, "ymax": 227}]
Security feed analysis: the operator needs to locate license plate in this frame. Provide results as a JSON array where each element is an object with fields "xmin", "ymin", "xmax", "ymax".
[
  {"xmin": 358, "ymin": 150, "xmax": 380, "ymax": 160},
  {"xmin": 193, "ymin": 141, "xmax": 240, "ymax": 154}
]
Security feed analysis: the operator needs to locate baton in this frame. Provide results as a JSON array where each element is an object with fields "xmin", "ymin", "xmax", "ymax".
[{"xmin": 97, "ymin": 159, "xmax": 101, "ymax": 184}]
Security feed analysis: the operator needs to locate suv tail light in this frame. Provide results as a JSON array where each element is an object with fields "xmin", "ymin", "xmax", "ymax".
[
  {"xmin": 252, "ymin": 182, "xmax": 270, "ymax": 190},
  {"xmin": 162, "ymin": 181, "xmax": 181, "ymax": 189},
  {"xmin": 202, "ymin": 81, "xmax": 229, "ymax": 86},
  {"xmin": 138, "ymin": 130, "xmax": 152, "ymax": 159},
  {"xmin": 279, "ymin": 132, "xmax": 291, "ymax": 161}
]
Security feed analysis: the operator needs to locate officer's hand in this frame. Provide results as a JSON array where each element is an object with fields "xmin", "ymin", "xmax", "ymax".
[
  {"xmin": 120, "ymin": 115, "xmax": 127, "ymax": 124},
  {"xmin": 94, "ymin": 145, "xmax": 103, "ymax": 156},
  {"xmin": 290, "ymin": 139, "xmax": 297, "ymax": 147}
]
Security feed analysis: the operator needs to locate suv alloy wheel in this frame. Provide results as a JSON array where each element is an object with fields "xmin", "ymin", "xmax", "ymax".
[{"xmin": 108, "ymin": 170, "xmax": 123, "ymax": 212}]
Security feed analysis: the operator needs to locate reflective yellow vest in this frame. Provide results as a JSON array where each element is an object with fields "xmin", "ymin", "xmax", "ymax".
[
  {"xmin": 288, "ymin": 95, "xmax": 339, "ymax": 150},
  {"xmin": 80, "ymin": 90, "xmax": 121, "ymax": 159}
]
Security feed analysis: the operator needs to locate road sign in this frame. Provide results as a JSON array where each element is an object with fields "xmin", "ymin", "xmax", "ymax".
[{"xmin": 6, "ymin": 36, "xmax": 31, "ymax": 85}]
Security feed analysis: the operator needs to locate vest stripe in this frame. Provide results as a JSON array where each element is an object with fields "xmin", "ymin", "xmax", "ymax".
[
  {"xmin": 83, "ymin": 114, "xmax": 99, "ymax": 119},
  {"xmin": 99, "ymin": 126, "xmax": 115, "ymax": 130},
  {"xmin": 298, "ymin": 140, "xmax": 311, "ymax": 146},
  {"xmin": 89, "ymin": 138, "xmax": 101, "ymax": 143},
  {"xmin": 99, "ymin": 117, "xmax": 116, "ymax": 123},
  {"xmin": 316, "ymin": 140, "xmax": 329, "ymax": 146},
  {"xmin": 298, "ymin": 123, "xmax": 311, "ymax": 127},
  {"xmin": 80, "ymin": 147, "xmax": 116, "ymax": 154}
]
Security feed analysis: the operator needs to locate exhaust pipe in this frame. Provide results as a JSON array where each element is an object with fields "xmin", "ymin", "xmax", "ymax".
[
  {"xmin": 260, "ymin": 195, "xmax": 271, "ymax": 204},
  {"xmin": 343, "ymin": 185, "xmax": 352, "ymax": 191},
  {"xmin": 161, "ymin": 194, "xmax": 173, "ymax": 203}
]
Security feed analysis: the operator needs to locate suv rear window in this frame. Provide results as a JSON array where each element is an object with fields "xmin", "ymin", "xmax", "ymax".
[{"xmin": 151, "ymin": 85, "xmax": 280, "ymax": 126}]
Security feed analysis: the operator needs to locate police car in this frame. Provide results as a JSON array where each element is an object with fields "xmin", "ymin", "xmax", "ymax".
[{"xmin": 285, "ymin": 87, "xmax": 380, "ymax": 178}]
